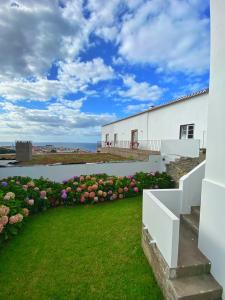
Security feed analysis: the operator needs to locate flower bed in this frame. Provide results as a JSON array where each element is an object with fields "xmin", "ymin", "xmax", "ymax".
[{"xmin": 0, "ymin": 172, "xmax": 174, "ymax": 244}]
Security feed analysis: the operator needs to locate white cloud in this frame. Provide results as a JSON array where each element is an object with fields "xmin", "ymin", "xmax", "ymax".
[
  {"xmin": 0, "ymin": 99, "xmax": 116, "ymax": 141},
  {"xmin": 119, "ymin": 75, "xmax": 163, "ymax": 101},
  {"xmin": 58, "ymin": 58, "xmax": 115, "ymax": 85},
  {"xmin": 0, "ymin": 0, "xmax": 89, "ymax": 81},
  {"xmin": 124, "ymin": 103, "xmax": 152, "ymax": 114},
  {"xmin": 112, "ymin": 56, "xmax": 125, "ymax": 65},
  {"xmin": 118, "ymin": 0, "xmax": 210, "ymax": 74},
  {"xmin": 0, "ymin": 58, "xmax": 115, "ymax": 101}
]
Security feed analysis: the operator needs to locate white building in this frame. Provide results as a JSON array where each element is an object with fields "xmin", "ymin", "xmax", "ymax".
[
  {"xmin": 102, "ymin": 89, "xmax": 209, "ymax": 150},
  {"xmin": 142, "ymin": 1, "xmax": 225, "ymax": 299}
]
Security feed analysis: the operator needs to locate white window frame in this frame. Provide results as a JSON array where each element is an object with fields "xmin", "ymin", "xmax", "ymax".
[{"xmin": 179, "ymin": 124, "xmax": 194, "ymax": 139}]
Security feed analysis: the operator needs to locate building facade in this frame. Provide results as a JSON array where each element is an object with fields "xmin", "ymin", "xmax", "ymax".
[{"xmin": 102, "ymin": 90, "xmax": 208, "ymax": 149}]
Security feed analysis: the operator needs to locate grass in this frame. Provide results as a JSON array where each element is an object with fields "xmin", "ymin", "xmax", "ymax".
[
  {"xmin": 0, "ymin": 197, "xmax": 163, "ymax": 300},
  {"xmin": 0, "ymin": 152, "xmax": 130, "ymax": 165}
]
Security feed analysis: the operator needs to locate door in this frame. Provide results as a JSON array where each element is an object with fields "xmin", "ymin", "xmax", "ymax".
[
  {"xmin": 114, "ymin": 133, "xmax": 118, "ymax": 147},
  {"xmin": 131, "ymin": 130, "xmax": 138, "ymax": 149}
]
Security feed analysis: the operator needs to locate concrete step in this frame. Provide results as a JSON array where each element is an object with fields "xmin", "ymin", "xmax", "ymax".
[
  {"xmin": 177, "ymin": 222, "xmax": 211, "ymax": 278},
  {"xmin": 170, "ymin": 274, "xmax": 223, "ymax": 300},
  {"xmin": 181, "ymin": 213, "xmax": 199, "ymax": 236},
  {"xmin": 191, "ymin": 206, "xmax": 200, "ymax": 218}
]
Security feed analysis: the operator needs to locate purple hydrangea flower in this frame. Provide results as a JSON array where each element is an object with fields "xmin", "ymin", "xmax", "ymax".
[{"xmin": 1, "ymin": 182, "xmax": 8, "ymax": 187}]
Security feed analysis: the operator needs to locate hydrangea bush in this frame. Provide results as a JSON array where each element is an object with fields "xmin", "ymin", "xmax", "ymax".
[{"xmin": 0, "ymin": 172, "xmax": 174, "ymax": 244}]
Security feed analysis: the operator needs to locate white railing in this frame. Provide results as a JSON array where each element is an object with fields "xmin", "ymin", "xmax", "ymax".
[
  {"xmin": 99, "ymin": 140, "xmax": 161, "ymax": 151},
  {"xmin": 142, "ymin": 160, "xmax": 206, "ymax": 268}
]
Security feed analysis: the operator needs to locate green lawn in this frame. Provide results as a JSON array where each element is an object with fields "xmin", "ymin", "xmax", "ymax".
[{"xmin": 0, "ymin": 197, "xmax": 163, "ymax": 300}]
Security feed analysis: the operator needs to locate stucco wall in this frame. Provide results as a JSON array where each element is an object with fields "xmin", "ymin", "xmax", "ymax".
[
  {"xmin": 102, "ymin": 93, "xmax": 208, "ymax": 148},
  {"xmin": 0, "ymin": 161, "xmax": 160, "ymax": 182},
  {"xmin": 198, "ymin": 1, "xmax": 225, "ymax": 298}
]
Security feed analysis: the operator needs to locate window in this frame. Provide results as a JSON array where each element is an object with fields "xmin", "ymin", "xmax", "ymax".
[
  {"xmin": 180, "ymin": 124, "xmax": 194, "ymax": 139},
  {"xmin": 105, "ymin": 134, "xmax": 109, "ymax": 142}
]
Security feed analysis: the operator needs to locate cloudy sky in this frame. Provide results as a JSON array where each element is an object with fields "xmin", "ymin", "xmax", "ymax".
[{"xmin": 0, "ymin": 0, "xmax": 210, "ymax": 142}]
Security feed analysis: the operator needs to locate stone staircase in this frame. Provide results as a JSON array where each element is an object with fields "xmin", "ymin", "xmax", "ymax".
[
  {"xmin": 166, "ymin": 153, "xmax": 206, "ymax": 186},
  {"xmin": 168, "ymin": 206, "xmax": 223, "ymax": 300}
]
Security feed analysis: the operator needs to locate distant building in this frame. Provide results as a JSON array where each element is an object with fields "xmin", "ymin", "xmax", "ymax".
[
  {"xmin": 102, "ymin": 89, "xmax": 208, "ymax": 150},
  {"xmin": 16, "ymin": 141, "xmax": 32, "ymax": 161}
]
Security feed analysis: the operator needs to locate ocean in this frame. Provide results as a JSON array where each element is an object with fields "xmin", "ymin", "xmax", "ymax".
[{"xmin": 0, "ymin": 142, "xmax": 98, "ymax": 152}]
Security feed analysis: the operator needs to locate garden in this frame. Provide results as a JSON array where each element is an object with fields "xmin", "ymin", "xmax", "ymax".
[{"xmin": 0, "ymin": 171, "xmax": 174, "ymax": 299}]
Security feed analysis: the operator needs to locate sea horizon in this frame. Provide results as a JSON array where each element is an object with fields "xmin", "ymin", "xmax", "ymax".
[{"xmin": 0, "ymin": 142, "xmax": 98, "ymax": 152}]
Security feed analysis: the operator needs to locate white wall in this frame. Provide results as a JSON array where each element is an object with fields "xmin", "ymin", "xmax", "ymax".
[
  {"xmin": 198, "ymin": 1, "xmax": 225, "ymax": 298},
  {"xmin": 161, "ymin": 139, "xmax": 200, "ymax": 158},
  {"xmin": 102, "ymin": 92, "xmax": 208, "ymax": 148},
  {"xmin": 102, "ymin": 112, "xmax": 149, "ymax": 142},
  {"xmin": 179, "ymin": 161, "xmax": 205, "ymax": 214},
  {"xmin": 0, "ymin": 161, "xmax": 161, "ymax": 182},
  {"xmin": 143, "ymin": 190, "xmax": 180, "ymax": 268}
]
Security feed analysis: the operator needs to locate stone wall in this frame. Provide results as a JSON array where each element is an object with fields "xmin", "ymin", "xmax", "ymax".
[
  {"xmin": 99, "ymin": 147, "xmax": 159, "ymax": 161},
  {"xmin": 166, "ymin": 152, "xmax": 206, "ymax": 186}
]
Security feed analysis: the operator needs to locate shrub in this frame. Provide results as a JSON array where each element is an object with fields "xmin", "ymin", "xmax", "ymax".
[{"xmin": 0, "ymin": 172, "xmax": 174, "ymax": 244}]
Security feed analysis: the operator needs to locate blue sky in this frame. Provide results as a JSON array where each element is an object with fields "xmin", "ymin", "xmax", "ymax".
[{"xmin": 0, "ymin": 0, "xmax": 210, "ymax": 142}]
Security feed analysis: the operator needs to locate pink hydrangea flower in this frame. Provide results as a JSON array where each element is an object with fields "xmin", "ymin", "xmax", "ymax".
[
  {"xmin": 0, "ymin": 205, "xmax": 10, "ymax": 216},
  {"xmin": 23, "ymin": 185, "xmax": 28, "ymax": 190},
  {"xmin": 87, "ymin": 186, "xmax": 93, "ymax": 192},
  {"xmin": 84, "ymin": 192, "xmax": 89, "ymax": 198},
  {"xmin": 3, "ymin": 195, "xmax": 11, "ymax": 201},
  {"xmin": 17, "ymin": 213, "xmax": 24, "ymax": 222},
  {"xmin": 108, "ymin": 190, "xmax": 113, "ymax": 195},
  {"xmin": 92, "ymin": 184, "xmax": 98, "ymax": 191},
  {"xmin": 22, "ymin": 208, "xmax": 29, "ymax": 217},
  {"xmin": 61, "ymin": 192, "xmax": 67, "ymax": 200},
  {"xmin": 0, "ymin": 223, "xmax": 4, "ymax": 234},
  {"xmin": 27, "ymin": 199, "xmax": 34, "ymax": 206},
  {"xmin": 40, "ymin": 190, "xmax": 46, "ymax": 199},
  {"xmin": 133, "ymin": 187, "xmax": 139, "ymax": 193},
  {"xmin": 27, "ymin": 181, "xmax": 35, "ymax": 187},
  {"xmin": 89, "ymin": 192, "xmax": 96, "ymax": 198},
  {"xmin": 76, "ymin": 187, "xmax": 82, "ymax": 193},
  {"xmin": 98, "ymin": 190, "xmax": 103, "ymax": 196},
  {"xmin": 80, "ymin": 196, "xmax": 85, "ymax": 203},
  {"xmin": 9, "ymin": 213, "xmax": 23, "ymax": 224},
  {"xmin": 98, "ymin": 179, "xmax": 104, "ymax": 185},
  {"xmin": 0, "ymin": 216, "xmax": 8, "ymax": 226},
  {"xmin": 94, "ymin": 196, "xmax": 98, "ymax": 202},
  {"xmin": 118, "ymin": 188, "xmax": 123, "ymax": 194},
  {"xmin": 124, "ymin": 187, "xmax": 129, "ymax": 192},
  {"xmin": 4, "ymin": 192, "xmax": 15, "ymax": 200}
]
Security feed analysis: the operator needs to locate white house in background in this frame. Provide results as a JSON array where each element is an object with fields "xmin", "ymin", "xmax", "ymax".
[
  {"xmin": 102, "ymin": 89, "xmax": 209, "ymax": 150},
  {"xmin": 142, "ymin": 1, "xmax": 225, "ymax": 299}
]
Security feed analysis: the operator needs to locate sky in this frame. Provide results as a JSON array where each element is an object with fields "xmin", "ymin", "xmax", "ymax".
[{"xmin": 0, "ymin": 0, "xmax": 210, "ymax": 143}]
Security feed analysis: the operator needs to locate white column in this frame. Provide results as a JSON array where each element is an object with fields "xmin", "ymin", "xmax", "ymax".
[{"xmin": 198, "ymin": 0, "xmax": 225, "ymax": 297}]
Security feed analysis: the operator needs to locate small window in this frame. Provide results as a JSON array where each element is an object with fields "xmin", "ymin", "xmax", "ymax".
[
  {"xmin": 105, "ymin": 134, "xmax": 109, "ymax": 142},
  {"xmin": 180, "ymin": 124, "xmax": 194, "ymax": 139}
]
